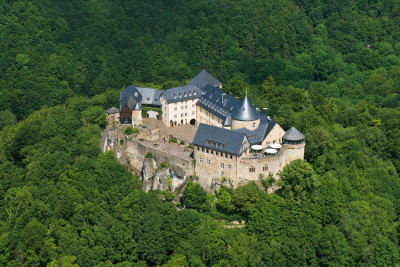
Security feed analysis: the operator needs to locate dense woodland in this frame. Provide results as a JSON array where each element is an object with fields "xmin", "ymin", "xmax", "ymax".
[{"xmin": 1, "ymin": 0, "xmax": 400, "ymax": 266}]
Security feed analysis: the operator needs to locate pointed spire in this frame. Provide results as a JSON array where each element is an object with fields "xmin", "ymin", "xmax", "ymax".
[
  {"xmin": 223, "ymin": 115, "xmax": 232, "ymax": 126},
  {"xmin": 133, "ymin": 102, "xmax": 142, "ymax": 111},
  {"xmin": 231, "ymin": 94, "xmax": 260, "ymax": 121}
]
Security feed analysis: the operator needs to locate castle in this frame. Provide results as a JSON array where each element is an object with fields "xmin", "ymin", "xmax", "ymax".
[{"xmin": 107, "ymin": 70, "xmax": 305, "ymax": 190}]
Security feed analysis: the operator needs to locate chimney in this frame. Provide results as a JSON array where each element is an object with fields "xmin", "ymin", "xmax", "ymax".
[{"xmin": 263, "ymin": 108, "xmax": 268, "ymax": 116}]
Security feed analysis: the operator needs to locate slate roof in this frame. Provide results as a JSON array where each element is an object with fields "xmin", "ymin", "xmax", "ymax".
[
  {"xmin": 193, "ymin": 123, "xmax": 247, "ymax": 155},
  {"xmin": 223, "ymin": 115, "xmax": 232, "ymax": 126},
  {"xmin": 120, "ymin": 85, "xmax": 142, "ymax": 102},
  {"xmin": 120, "ymin": 95, "xmax": 138, "ymax": 111},
  {"xmin": 107, "ymin": 107, "xmax": 119, "ymax": 114},
  {"xmin": 133, "ymin": 102, "xmax": 142, "ymax": 111},
  {"xmin": 197, "ymin": 84, "xmax": 242, "ymax": 121},
  {"xmin": 283, "ymin": 127, "xmax": 305, "ymax": 141},
  {"xmin": 187, "ymin": 70, "xmax": 222, "ymax": 89},
  {"xmin": 233, "ymin": 118, "xmax": 277, "ymax": 145},
  {"xmin": 161, "ymin": 85, "xmax": 202, "ymax": 104},
  {"xmin": 136, "ymin": 87, "xmax": 163, "ymax": 106},
  {"xmin": 231, "ymin": 95, "xmax": 261, "ymax": 121}
]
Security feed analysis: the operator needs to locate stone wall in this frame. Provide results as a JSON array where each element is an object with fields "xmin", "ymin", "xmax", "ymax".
[
  {"xmin": 194, "ymin": 147, "xmax": 238, "ymax": 191},
  {"xmin": 262, "ymin": 124, "xmax": 285, "ymax": 147},
  {"xmin": 236, "ymin": 149, "xmax": 286, "ymax": 187},
  {"xmin": 231, "ymin": 118, "xmax": 260, "ymax": 130},
  {"xmin": 125, "ymin": 137, "xmax": 194, "ymax": 177},
  {"xmin": 284, "ymin": 143, "xmax": 305, "ymax": 164}
]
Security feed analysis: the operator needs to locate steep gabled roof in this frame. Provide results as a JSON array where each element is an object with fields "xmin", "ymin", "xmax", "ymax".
[
  {"xmin": 161, "ymin": 85, "xmax": 202, "ymax": 104},
  {"xmin": 231, "ymin": 95, "xmax": 260, "ymax": 121},
  {"xmin": 120, "ymin": 95, "xmax": 138, "ymax": 111},
  {"xmin": 136, "ymin": 87, "xmax": 163, "ymax": 106},
  {"xmin": 233, "ymin": 119, "xmax": 277, "ymax": 145},
  {"xmin": 197, "ymin": 84, "xmax": 241, "ymax": 121},
  {"xmin": 283, "ymin": 127, "xmax": 305, "ymax": 141},
  {"xmin": 187, "ymin": 70, "xmax": 222, "ymax": 89},
  {"xmin": 193, "ymin": 123, "xmax": 247, "ymax": 155},
  {"xmin": 120, "ymin": 85, "xmax": 142, "ymax": 102}
]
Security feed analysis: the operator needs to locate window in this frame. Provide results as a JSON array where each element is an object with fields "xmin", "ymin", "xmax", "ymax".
[
  {"xmin": 174, "ymin": 114, "xmax": 177, "ymax": 118},
  {"xmin": 230, "ymin": 155, "xmax": 233, "ymax": 159},
  {"xmin": 202, "ymin": 147, "xmax": 204, "ymax": 152},
  {"xmin": 263, "ymin": 166, "xmax": 268, "ymax": 171},
  {"xmin": 192, "ymin": 111, "xmax": 195, "ymax": 115},
  {"xmin": 273, "ymin": 140, "xmax": 276, "ymax": 144},
  {"xmin": 200, "ymin": 157, "xmax": 203, "ymax": 163},
  {"xmin": 266, "ymin": 141, "xmax": 270, "ymax": 145},
  {"xmin": 216, "ymin": 151, "xmax": 219, "ymax": 156},
  {"xmin": 185, "ymin": 105, "xmax": 188, "ymax": 109},
  {"xmin": 174, "ymin": 107, "xmax": 177, "ymax": 111},
  {"xmin": 249, "ymin": 166, "xmax": 255, "ymax": 172},
  {"xmin": 211, "ymin": 150, "xmax": 214, "ymax": 155},
  {"xmin": 197, "ymin": 146, "xmax": 200, "ymax": 151},
  {"xmin": 221, "ymin": 163, "xmax": 224, "ymax": 168},
  {"xmin": 253, "ymin": 122, "xmax": 256, "ymax": 128},
  {"xmin": 228, "ymin": 164, "xmax": 231, "ymax": 171},
  {"xmin": 192, "ymin": 104, "xmax": 195, "ymax": 108},
  {"xmin": 181, "ymin": 106, "xmax": 184, "ymax": 110},
  {"xmin": 225, "ymin": 154, "xmax": 228, "ymax": 158},
  {"xmin": 185, "ymin": 113, "xmax": 187, "ymax": 117},
  {"xmin": 207, "ymin": 159, "xmax": 210, "ymax": 165},
  {"xmin": 181, "ymin": 113, "xmax": 183, "ymax": 117},
  {"xmin": 206, "ymin": 149, "xmax": 209, "ymax": 153},
  {"xmin": 220, "ymin": 152, "xmax": 224, "ymax": 157}
]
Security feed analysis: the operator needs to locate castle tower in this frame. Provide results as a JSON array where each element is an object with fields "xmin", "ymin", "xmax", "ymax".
[
  {"xmin": 132, "ymin": 102, "xmax": 143, "ymax": 126},
  {"xmin": 231, "ymin": 94, "xmax": 260, "ymax": 130},
  {"xmin": 283, "ymin": 127, "xmax": 305, "ymax": 164}
]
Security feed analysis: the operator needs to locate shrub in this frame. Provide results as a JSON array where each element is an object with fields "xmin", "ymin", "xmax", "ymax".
[
  {"xmin": 188, "ymin": 144, "xmax": 194, "ymax": 149},
  {"xmin": 125, "ymin": 126, "xmax": 139, "ymax": 135},
  {"xmin": 170, "ymin": 136, "xmax": 177, "ymax": 143},
  {"xmin": 120, "ymin": 139, "xmax": 124, "ymax": 144},
  {"xmin": 180, "ymin": 140, "xmax": 185, "ymax": 145},
  {"xmin": 145, "ymin": 152, "xmax": 153, "ymax": 159},
  {"xmin": 160, "ymin": 161, "xmax": 168, "ymax": 168}
]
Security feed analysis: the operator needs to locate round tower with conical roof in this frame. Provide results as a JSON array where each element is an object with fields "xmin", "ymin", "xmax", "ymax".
[
  {"xmin": 231, "ymin": 94, "xmax": 261, "ymax": 130},
  {"xmin": 132, "ymin": 102, "xmax": 143, "ymax": 126},
  {"xmin": 283, "ymin": 127, "xmax": 305, "ymax": 164}
]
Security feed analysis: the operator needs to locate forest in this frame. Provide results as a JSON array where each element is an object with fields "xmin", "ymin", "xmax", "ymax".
[{"xmin": 0, "ymin": 0, "xmax": 400, "ymax": 266}]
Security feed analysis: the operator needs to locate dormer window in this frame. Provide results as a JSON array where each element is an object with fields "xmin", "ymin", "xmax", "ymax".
[{"xmin": 174, "ymin": 94, "xmax": 177, "ymax": 99}]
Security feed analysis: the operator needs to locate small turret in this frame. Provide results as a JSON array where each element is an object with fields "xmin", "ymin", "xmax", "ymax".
[
  {"xmin": 283, "ymin": 127, "xmax": 305, "ymax": 164},
  {"xmin": 132, "ymin": 102, "xmax": 143, "ymax": 126}
]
